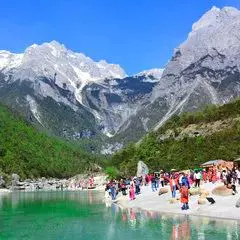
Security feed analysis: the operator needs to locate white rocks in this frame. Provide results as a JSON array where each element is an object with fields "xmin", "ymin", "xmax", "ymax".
[
  {"xmin": 0, "ymin": 176, "xmax": 5, "ymax": 188},
  {"xmin": 136, "ymin": 161, "xmax": 149, "ymax": 177}
]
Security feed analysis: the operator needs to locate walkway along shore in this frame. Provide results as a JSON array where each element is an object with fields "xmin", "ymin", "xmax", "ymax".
[{"xmin": 113, "ymin": 182, "xmax": 240, "ymax": 220}]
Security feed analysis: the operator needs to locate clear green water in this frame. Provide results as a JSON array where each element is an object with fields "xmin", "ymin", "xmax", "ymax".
[{"xmin": 0, "ymin": 191, "xmax": 239, "ymax": 240}]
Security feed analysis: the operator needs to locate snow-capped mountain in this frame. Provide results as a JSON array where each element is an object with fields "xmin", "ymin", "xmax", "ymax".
[
  {"xmin": 0, "ymin": 41, "xmax": 126, "ymax": 105},
  {"xmin": 1, "ymin": 6, "xmax": 240, "ymax": 153},
  {"xmin": 0, "ymin": 40, "xmax": 162, "ymax": 148},
  {"xmin": 118, "ymin": 6, "xmax": 240, "ymax": 140},
  {"xmin": 82, "ymin": 71, "xmax": 161, "ymax": 136},
  {"xmin": 135, "ymin": 68, "xmax": 164, "ymax": 82}
]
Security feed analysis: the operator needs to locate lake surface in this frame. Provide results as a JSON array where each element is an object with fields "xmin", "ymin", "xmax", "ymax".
[{"xmin": 0, "ymin": 191, "xmax": 239, "ymax": 239}]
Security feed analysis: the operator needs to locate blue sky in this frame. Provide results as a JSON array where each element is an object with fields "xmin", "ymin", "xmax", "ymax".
[{"xmin": 1, "ymin": 0, "xmax": 240, "ymax": 74}]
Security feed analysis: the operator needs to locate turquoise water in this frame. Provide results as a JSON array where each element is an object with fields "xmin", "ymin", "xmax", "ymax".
[{"xmin": 0, "ymin": 191, "xmax": 239, "ymax": 240}]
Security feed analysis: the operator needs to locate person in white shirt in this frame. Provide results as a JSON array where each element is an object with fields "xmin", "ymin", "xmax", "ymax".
[{"xmin": 194, "ymin": 171, "xmax": 201, "ymax": 187}]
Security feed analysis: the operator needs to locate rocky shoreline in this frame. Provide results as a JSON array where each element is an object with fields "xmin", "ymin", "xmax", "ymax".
[{"xmin": 0, "ymin": 173, "xmax": 107, "ymax": 192}]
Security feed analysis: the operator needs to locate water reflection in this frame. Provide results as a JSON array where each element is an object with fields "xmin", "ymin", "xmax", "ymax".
[
  {"xmin": 1, "ymin": 190, "xmax": 104, "ymax": 208},
  {"xmin": 0, "ymin": 191, "xmax": 239, "ymax": 240},
  {"xmin": 116, "ymin": 207, "xmax": 240, "ymax": 239}
]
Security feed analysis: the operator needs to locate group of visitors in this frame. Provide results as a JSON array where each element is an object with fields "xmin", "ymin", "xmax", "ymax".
[
  {"xmin": 105, "ymin": 165, "xmax": 240, "ymax": 211},
  {"xmin": 201, "ymin": 167, "xmax": 240, "ymax": 186},
  {"xmin": 105, "ymin": 177, "xmax": 142, "ymax": 201}
]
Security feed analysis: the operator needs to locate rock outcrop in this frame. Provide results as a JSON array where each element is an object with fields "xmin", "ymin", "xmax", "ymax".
[
  {"xmin": 212, "ymin": 185, "xmax": 232, "ymax": 196},
  {"xmin": 2, "ymin": 173, "xmax": 107, "ymax": 192},
  {"xmin": 136, "ymin": 161, "xmax": 149, "ymax": 177},
  {"xmin": 158, "ymin": 187, "xmax": 168, "ymax": 195}
]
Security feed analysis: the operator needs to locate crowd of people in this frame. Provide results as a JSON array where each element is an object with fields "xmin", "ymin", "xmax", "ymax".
[{"xmin": 105, "ymin": 165, "xmax": 240, "ymax": 211}]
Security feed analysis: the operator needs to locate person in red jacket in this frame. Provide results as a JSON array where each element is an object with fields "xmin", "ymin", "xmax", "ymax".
[
  {"xmin": 179, "ymin": 182, "xmax": 189, "ymax": 210},
  {"xmin": 164, "ymin": 175, "xmax": 179, "ymax": 198}
]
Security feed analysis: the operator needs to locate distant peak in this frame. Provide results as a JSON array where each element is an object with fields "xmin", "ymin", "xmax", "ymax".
[
  {"xmin": 192, "ymin": 6, "xmax": 240, "ymax": 32},
  {"xmin": 29, "ymin": 43, "xmax": 38, "ymax": 49},
  {"xmin": 27, "ymin": 41, "xmax": 66, "ymax": 51},
  {"xmin": 98, "ymin": 60, "xmax": 108, "ymax": 65},
  {"xmin": 210, "ymin": 6, "xmax": 220, "ymax": 12},
  {"xmin": 49, "ymin": 40, "xmax": 61, "ymax": 45},
  {"xmin": 136, "ymin": 68, "xmax": 164, "ymax": 79},
  {"xmin": 47, "ymin": 40, "xmax": 65, "ymax": 48}
]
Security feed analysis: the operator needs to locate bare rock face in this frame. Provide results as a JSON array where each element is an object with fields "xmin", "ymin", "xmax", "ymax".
[
  {"xmin": 136, "ymin": 161, "xmax": 149, "ymax": 177},
  {"xmin": 127, "ymin": 6, "xmax": 240, "ymax": 139},
  {"xmin": 212, "ymin": 185, "xmax": 232, "ymax": 196},
  {"xmin": 11, "ymin": 173, "xmax": 20, "ymax": 186},
  {"xmin": 0, "ymin": 176, "xmax": 5, "ymax": 188},
  {"xmin": 159, "ymin": 187, "xmax": 168, "ymax": 195}
]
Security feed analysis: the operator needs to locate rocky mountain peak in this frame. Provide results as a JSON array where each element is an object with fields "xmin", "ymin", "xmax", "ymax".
[
  {"xmin": 192, "ymin": 6, "xmax": 239, "ymax": 33},
  {"xmin": 24, "ymin": 40, "xmax": 67, "ymax": 58},
  {"xmin": 1, "ymin": 7, "xmax": 240, "ymax": 151},
  {"xmin": 165, "ymin": 6, "xmax": 240, "ymax": 73},
  {"xmin": 1, "ymin": 41, "xmax": 126, "ymax": 81},
  {"xmin": 0, "ymin": 41, "xmax": 127, "ymax": 104}
]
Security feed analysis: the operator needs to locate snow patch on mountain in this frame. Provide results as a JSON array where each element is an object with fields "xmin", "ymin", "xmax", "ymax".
[
  {"xmin": 0, "ymin": 41, "xmax": 126, "ymax": 105},
  {"xmin": 26, "ymin": 95, "xmax": 43, "ymax": 126},
  {"xmin": 136, "ymin": 68, "xmax": 164, "ymax": 82},
  {"xmin": 0, "ymin": 51, "xmax": 23, "ymax": 71}
]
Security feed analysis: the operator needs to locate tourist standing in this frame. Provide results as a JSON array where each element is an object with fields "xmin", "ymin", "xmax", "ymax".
[
  {"xmin": 165, "ymin": 175, "xmax": 178, "ymax": 198},
  {"xmin": 120, "ymin": 179, "xmax": 127, "ymax": 195},
  {"xmin": 222, "ymin": 170, "xmax": 227, "ymax": 185},
  {"xmin": 110, "ymin": 181, "xmax": 117, "ymax": 200},
  {"xmin": 179, "ymin": 182, "xmax": 189, "ymax": 210},
  {"xmin": 155, "ymin": 173, "xmax": 159, "ymax": 189},
  {"xmin": 178, "ymin": 173, "xmax": 183, "ymax": 187},
  {"xmin": 231, "ymin": 168, "xmax": 237, "ymax": 185},
  {"xmin": 160, "ymin": 171, "xmax": 165, "ymax": 187},
  {"xmin": 135, "ymin": 177, "xmax": 141, "ymax": 195},
  {"xmin": 151, "ymin": 174, "xmax": 157, "ymax": 192},
  {"xmin": 145, "ymin": 174, "xmax": 149, "ymax": 186},
  {"xmin": 194, "ymin": 171, "xmax": 201, "ymax": 188},
  {"xmin": 181, "ymin": 173, "xmax": 190, "ymax": 189},
  {"xmin": 129, "ymin": 182, "xmax": 135, "ymax": 200}
]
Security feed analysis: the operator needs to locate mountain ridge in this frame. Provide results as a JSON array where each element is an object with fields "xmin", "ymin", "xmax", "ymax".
[
  {"xmin": 1, "ymin": 6, "xmax": 240, "ymax": 152},
  {"xmin": 109, "ymin": 98, "xmax": 240, "ymax": 176}
]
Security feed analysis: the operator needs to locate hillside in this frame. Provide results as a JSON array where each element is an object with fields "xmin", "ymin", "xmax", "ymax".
[
  {"xmin": 109, "ymin": 99, "xmax": 240, "ymax": 176},
  {"xmin": 1, "ymin": 8, "xmax": 240, "ymax": 152},
  {"xmin": 0, "ymin": 104, "xmax": 101, "ymax": 179}
]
